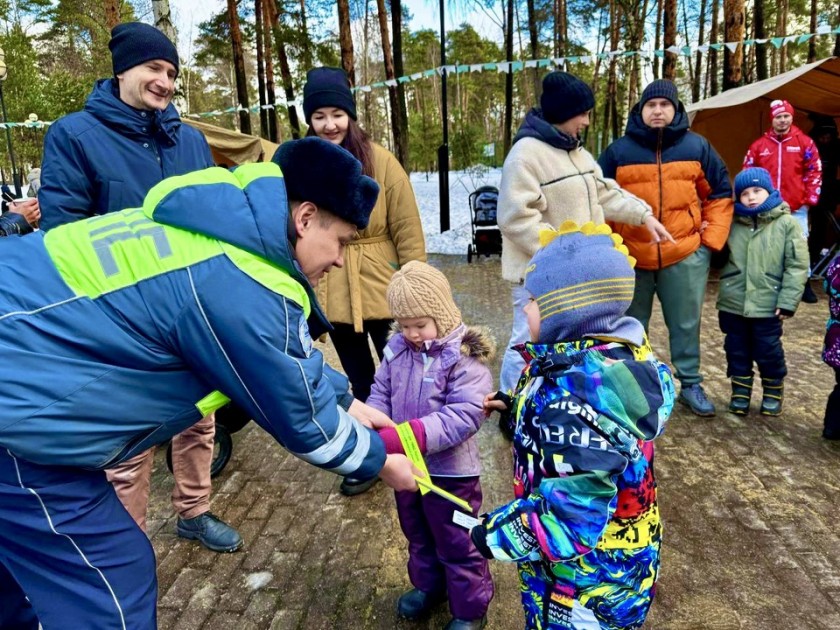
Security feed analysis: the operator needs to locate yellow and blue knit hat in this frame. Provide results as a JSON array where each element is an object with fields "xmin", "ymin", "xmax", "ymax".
[{"xmin": 523, "ymin": 221, "xmax": 644, "ymax": 345}]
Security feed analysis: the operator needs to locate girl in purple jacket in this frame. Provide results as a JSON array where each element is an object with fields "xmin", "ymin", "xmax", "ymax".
[{"xmin": 367, "ymin": 260, "xmax": 495, "ymax": 630}]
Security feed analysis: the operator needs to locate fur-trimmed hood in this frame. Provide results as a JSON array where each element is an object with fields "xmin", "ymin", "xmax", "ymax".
[{"xmin": 387, "ymin": 322, "xmax": 496, "ymax": 365}]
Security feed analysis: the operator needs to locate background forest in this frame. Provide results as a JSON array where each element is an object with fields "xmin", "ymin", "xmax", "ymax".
[{"xmin": 0, "ymin": 0, "xmax": 838, "ymax": 180}]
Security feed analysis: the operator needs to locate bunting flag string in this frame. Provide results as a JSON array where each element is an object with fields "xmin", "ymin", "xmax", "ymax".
[{"xmin": 1, "ymin": 25, "xmax": 837, "ymax": 125}]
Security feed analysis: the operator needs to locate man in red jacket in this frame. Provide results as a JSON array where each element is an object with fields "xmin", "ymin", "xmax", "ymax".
[{"xmin": 744, "ymin": 99, "xmax": 822, "ymax": 302}]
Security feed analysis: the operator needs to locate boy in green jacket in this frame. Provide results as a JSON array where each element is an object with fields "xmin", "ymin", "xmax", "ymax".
[{"xmin": 717, "ymin": 167, "xmax": 808, "ymax": 416}]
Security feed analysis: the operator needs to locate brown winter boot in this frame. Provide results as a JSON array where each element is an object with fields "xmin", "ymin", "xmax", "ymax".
[{"xmin": 760, "ymin": 378, "xmax": 784, "ymax": 416}]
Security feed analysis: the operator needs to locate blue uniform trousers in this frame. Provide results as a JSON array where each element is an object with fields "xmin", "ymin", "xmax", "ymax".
[{"xmin": 0, "ymin": 449, "xmax": 157, "ymax": 629}]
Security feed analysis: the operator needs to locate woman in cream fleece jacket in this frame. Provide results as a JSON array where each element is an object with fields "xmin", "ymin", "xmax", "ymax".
[{"xmin": 496, "ymin": 71, "xmax": 673, "ymax": 404}]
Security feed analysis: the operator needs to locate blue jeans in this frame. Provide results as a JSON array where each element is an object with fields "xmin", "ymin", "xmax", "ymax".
[
  {"xmin": 499, "ymin": 283, "xmax": 532, "ymax": 394},
  {"xmin": 0, "ymin": 450, "xmax": 157, "ymax": 629}
]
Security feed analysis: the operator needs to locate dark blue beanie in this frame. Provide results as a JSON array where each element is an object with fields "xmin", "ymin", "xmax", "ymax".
[
  {"xmin": 109, "ymin": 22, "xmax": 179, "ymax": 77},
  {"xmin": 271, "ymin": 137, "xmax": 379, "ymax": 229},
  {"xmin": 540, "ymin": 72, "xmax": 595, "ymax": 125},
  {"xmin": 303, "ymin": 67, "xmax": 357, "ymax": 124},
  {"xmin": 641, "ymin": 79, "xmax": 679, "ymax": 108},
  {"xmin": 734, "ymin": 167, "xmax": 782, "ymax": 216}
]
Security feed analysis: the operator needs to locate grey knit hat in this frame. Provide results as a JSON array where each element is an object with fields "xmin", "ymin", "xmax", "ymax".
[{"xmin": 523, "ymin": 222, "xmax": 645, "ymax": 346}]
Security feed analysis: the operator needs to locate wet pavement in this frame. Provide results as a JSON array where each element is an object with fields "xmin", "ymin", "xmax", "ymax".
[{"xmin": 148, "ymin": 254, "xmax": 840, "ymax": 629}]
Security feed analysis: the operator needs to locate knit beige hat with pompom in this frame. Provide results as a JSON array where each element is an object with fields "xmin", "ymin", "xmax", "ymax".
[{"xmin": 386, "ymin": 261, "xmax": 462, "ymax": 337}]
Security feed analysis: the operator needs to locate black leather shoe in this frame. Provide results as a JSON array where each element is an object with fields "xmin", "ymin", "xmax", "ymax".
[
  {"xmin": 339, "ymin": 476, "xmax": 379, "ymax": 496},
  {"xmin": 396, "ymin": 588, "xmax": 446, "ymax": 620},
  {"xmin": 444, "ymin": 616, "xmax": 488, "ymax": 630},
  {"xmin": 176, "ymin": 512, "xmax": 243, "ymax": 553}
]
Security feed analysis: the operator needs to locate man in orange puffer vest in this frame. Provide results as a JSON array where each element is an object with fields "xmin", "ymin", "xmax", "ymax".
[{"xmin": 599, "ymin": 79, "xmax": 734, "ymax": 417}]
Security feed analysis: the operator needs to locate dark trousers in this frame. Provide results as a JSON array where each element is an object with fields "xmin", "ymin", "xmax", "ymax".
[
  {"xmin": 718, "ymin": 311, "xmax": 786, "ymax": 380},
  {"xmin": 0, "ymin": 450, "xmax": 157, "ymax": 629},
  {"xmin": 329, "ymin": 319, "xmax": 391, "ymax": 402},
  {"xmin": 825, "ymin": 368, "xmax": 840, "ymax": 439},
  {"xmin": 395, "ymin": 476, "xmax": 494, "ymax": 620}
]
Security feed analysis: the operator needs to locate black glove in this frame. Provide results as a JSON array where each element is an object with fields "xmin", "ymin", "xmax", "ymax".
[{"xmin": 470, "ymin": 523, "xmax": 493, "ymax": 559}]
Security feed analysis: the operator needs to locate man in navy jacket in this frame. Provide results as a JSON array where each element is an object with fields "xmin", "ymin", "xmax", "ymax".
[
  {"xmin": 39, "ymin": 23, "xmax": 243, "ymax": 554},
  {"xmin": 0, "ymin": 137, "xmax": 419, "ymax": 628}
]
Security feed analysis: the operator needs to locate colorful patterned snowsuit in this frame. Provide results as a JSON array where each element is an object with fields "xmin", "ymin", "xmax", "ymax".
[{"xmin": 481, "ymin": 338, "xmax": 674, "ymax": 628}]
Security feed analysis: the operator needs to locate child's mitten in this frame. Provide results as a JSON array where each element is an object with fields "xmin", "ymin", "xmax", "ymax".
[{"xmin": 377, "ymin": 419, "xmax": 427, "ymax": 455}]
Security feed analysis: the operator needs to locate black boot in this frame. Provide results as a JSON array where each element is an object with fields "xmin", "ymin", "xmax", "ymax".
[
  {"xmin": 728, "ymin": 375, "xmax": 753, "ymax": 415},
  {"xmin": 802, "ymin": 281, "xmax": 818, "ymax": 304},
  {"xmin": 760, "ymin": 378, "xmax": 784, "ymax": 416}
]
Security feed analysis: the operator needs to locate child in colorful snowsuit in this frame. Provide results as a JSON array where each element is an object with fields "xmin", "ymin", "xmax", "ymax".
[
  {"xmin": 822, "ymin": 254, "xmax": 840, "ymax": 440},
  {"xmin": 367, "ymin": 260, "xmax": 495, "ymax": 630},
  {"xmin": 476, "ymin": 221, "xmax": 675, "ymax": 629},
  {"xmin": 716, "ymin": 167, "xmax": 808, "ymax": 416}
]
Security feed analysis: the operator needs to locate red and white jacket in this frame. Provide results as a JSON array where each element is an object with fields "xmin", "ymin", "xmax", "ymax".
[{"xmin": 743, "ymin": 125, "xmax": 822, "ymax": 212}]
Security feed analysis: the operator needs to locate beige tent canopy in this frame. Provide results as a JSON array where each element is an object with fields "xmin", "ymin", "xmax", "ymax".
[
  {"xmin": 183, "ymin": 118, "xmax": 279, "ymax": 166},
  {"xmin": 686, "ymin": 57, "xmax": 840, "ymax": 177}
]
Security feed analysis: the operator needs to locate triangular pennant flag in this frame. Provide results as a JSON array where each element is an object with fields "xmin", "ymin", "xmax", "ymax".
[
  {"xmin": 697, "ymin": 44, "xmax": 710, "ymax": 53},
  {"xmin": 385, "ymin": 79, "xmax": 397, "ymax": 87},
  {"xmin": 654, "ymin": 50, "xmax": 665, "ymax": 58},
  {"xmin": 743, "ymin": 39, "xmax": 755, "ymax": 46},
  {"xmin": 361, "ymin": 85, "xmax": 372, "ymax": 92},
  {"xmin": 538, "ymin": 59, "xmax": 552, "ymax": 68},
  {"xmin": 456, "ymin": 65, "xmax": 470, "ymax": 73},
  {"xmin": 724, "ymin": 42, "xmax": 739, "ymax": 52},
  {"xmin": 525, "ymin": 59, "xmax": 538, "ymax": 68},
  {"xmin": 681, "ymin": 46, "xmax": 692, "ymax": 55},
  {"xmin": 784, "ymin": 35, "xmax": 798, "ymax": 45},
  {"xmin": 770, "ymin": 37, "xmax": 784, "ymax": 48},
  {"xmin": 398, "ymin": 76, "xmax": 410, "ymax": 83},
  {"xmin": 423, "ymin": 68, "xmax": 437, "ymax": 77},
  {"xmin": 816, "ymin": 25, "xmax": 831, "ymax": 35},
  {"xmin": 371, "ymin": 81, "xmax": 386, "ymax": 88},
  {"xmin": 797, "ymin": 33, "xmax": 814, "ymax": 44},
  {"xmin": 710, "ymin": 43, "xmax": 724, "ymax": 51},
  {"xmin": 470, "ymin": 64, "xmax": 482, "ymax": 72},
  {"xmin": 666, "ymin": 45, "xmax": 681, "ymax": 54},
  {"xmin": 410, "ymin": 72, "xmax": 422, "ymax": 80},
  {"xmin": 444, "ymin": 65, "xmax": 456, "ymax": 74},
  {"xmin": 754, "ymin": 38, "xmax": 768, "ymax": 44},
  {"xmin": 483, "ymin": 62, "xmax": 497, "ymax": 71},
  {"xmin": 598, "ymin": 52, "xmax": 609, "ymax": 60},
  {"xmin": 552, "ymin": 57, "xmax": 565, "ymax": 65},
  {"xmin": 497, "ymin": 62, "xmax": 511, "ymax": 73}
]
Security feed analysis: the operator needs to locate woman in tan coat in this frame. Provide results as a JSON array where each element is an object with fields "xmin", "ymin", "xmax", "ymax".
[{"xmin": 303, "ymin": 67, "xmax": 426, "ymax": 494}]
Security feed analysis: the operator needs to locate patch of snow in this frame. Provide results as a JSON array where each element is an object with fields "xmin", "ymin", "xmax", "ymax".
[
  {"xmin": 244, "ymin": 571, "xmax": 273, "ymax": 591},
  {"xmin": 410, "ymin": 167, "xmax": 503, "ymax": 255}
]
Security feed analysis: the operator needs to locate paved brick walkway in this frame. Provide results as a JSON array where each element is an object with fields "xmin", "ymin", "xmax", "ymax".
[{"xmin": 148, "ymin": 254, "xmax": 840, "ymax": 629}]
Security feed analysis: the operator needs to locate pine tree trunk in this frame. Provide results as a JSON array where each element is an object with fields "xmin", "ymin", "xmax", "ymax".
[
  {"xmin": 723, "ymin": 0, "xmax": 744, "ymax": 89},
  {"xmin": 105, "ymin": 0, "xmax": 120, "ymax": 29},
  {"xmin": 526, "ymin": 0, "xmax": 540, "ymax": 101},
  {"xmin": 255, "ymin": 0, "xmax": 268, "ymax": 138},
  {"xmin": 262, "ymin": 0, "xmax": 279, "ymax": 142},
  {"xmin": 807, "ymin": 0, "xmax": 817, "ymax": 62},
  {"xmin": 775, "ymin": 0, "xmax": 788, "ymax": 73},
  {"xmin": 337, "ymin": 0, "xmax": 355, "ymax": 85},
  {"xmin": 555, "ymin": 0, "xmax": 567, "ymax": 59},
  {"xmin": 754, "ymin": 0, "xmax": 767, "ymax": 80},
  {"xmin": 376, "ymin": 0, "xmax": 404, "ymax": 162},
  {"xmin": 654, "ymin": 0, "xmax": 663, "ymax": 78},
  {"xmin": 626, "ymin": 0, "xmax": 648, "ymax": 107},
  {"xmin": 391, "ymin": 0, "xmax": 409, "ymax": 169},
  {"xmin": 709, "ymin": 0, "xmax": 720, "ymax": 95},
  {"xmin": 692, "ymin": 0, "xmax": 707, "ymax": 101},
  {"xmin": 151, "ymin": 0, "xmax": 176, "ymax": 42},
  {"xmin": 602, "ymin": 0, "xmax": 620, "ymax": 150},
  {"xmin": 587, "ymin": 7, "xmax": 606, "ymax": 153},
  {"xmin": 299, "ymin": 0, "xmax": 313, "ymax": 70},
  {"xmin": 227, "ymin": 0, "xmax": 252, "ymax": 134},
  {"xmin": 662, "ymin": 0, "xmax": 678, "ymax": 79},
  {"xmin": 503, "ymin": 0, "xmax": 514, "ymax": 156},
  {"xmin": 265, "ymin": 0, "xmax": 301, "ymax": 138}
]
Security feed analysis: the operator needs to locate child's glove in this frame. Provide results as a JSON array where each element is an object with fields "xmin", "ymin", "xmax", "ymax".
[{"xmin": 377, "ymin": 419, "xmax": 427, "ymax": 455}]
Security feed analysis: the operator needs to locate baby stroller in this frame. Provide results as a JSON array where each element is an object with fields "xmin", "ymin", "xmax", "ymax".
[
  {"xmin": 466, "ymin": 185, "xmax": 502, "ymax": 263},
  {"xmin": 165, "ymin": 402, "xmax": 251, "ymax": 479}
]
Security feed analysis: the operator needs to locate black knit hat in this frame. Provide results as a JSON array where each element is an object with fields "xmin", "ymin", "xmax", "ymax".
[
  {"xmin": 303, "ymin": 67, "xmax": 357, "ymax": 124},
  {"xmin": 540, "ymin": 72, "xmax": 595, "ymax": 124},
  {"xmin": 109, "ymin": 22, "xmax": 180, "ymax": 77},
  {"xmin": 271, "ymin": 137, "xmax": 379, "ymax": 229},
  {"xmin": 641, "ymin": 79, "xmax": 679, "ymax": 108}
]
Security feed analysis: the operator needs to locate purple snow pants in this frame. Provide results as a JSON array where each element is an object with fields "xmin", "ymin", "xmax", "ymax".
[{"xmin": 394, "ymin": 475, "xmax": 494, "ymax": 620}]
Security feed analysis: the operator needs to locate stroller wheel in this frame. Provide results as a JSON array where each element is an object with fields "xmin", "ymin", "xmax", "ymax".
[
  {"xmin": 165, "ymin": 425, "xmax": 234, "ymax": 479},
  {"xmin": 467, "ymin": 245, "xmax": 473, "ymax": 263}
]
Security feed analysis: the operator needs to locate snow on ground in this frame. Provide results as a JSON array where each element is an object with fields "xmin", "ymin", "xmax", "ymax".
[{"xmin": 410, "ymin": 166, "xmax": 502, "ymax": 255}]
